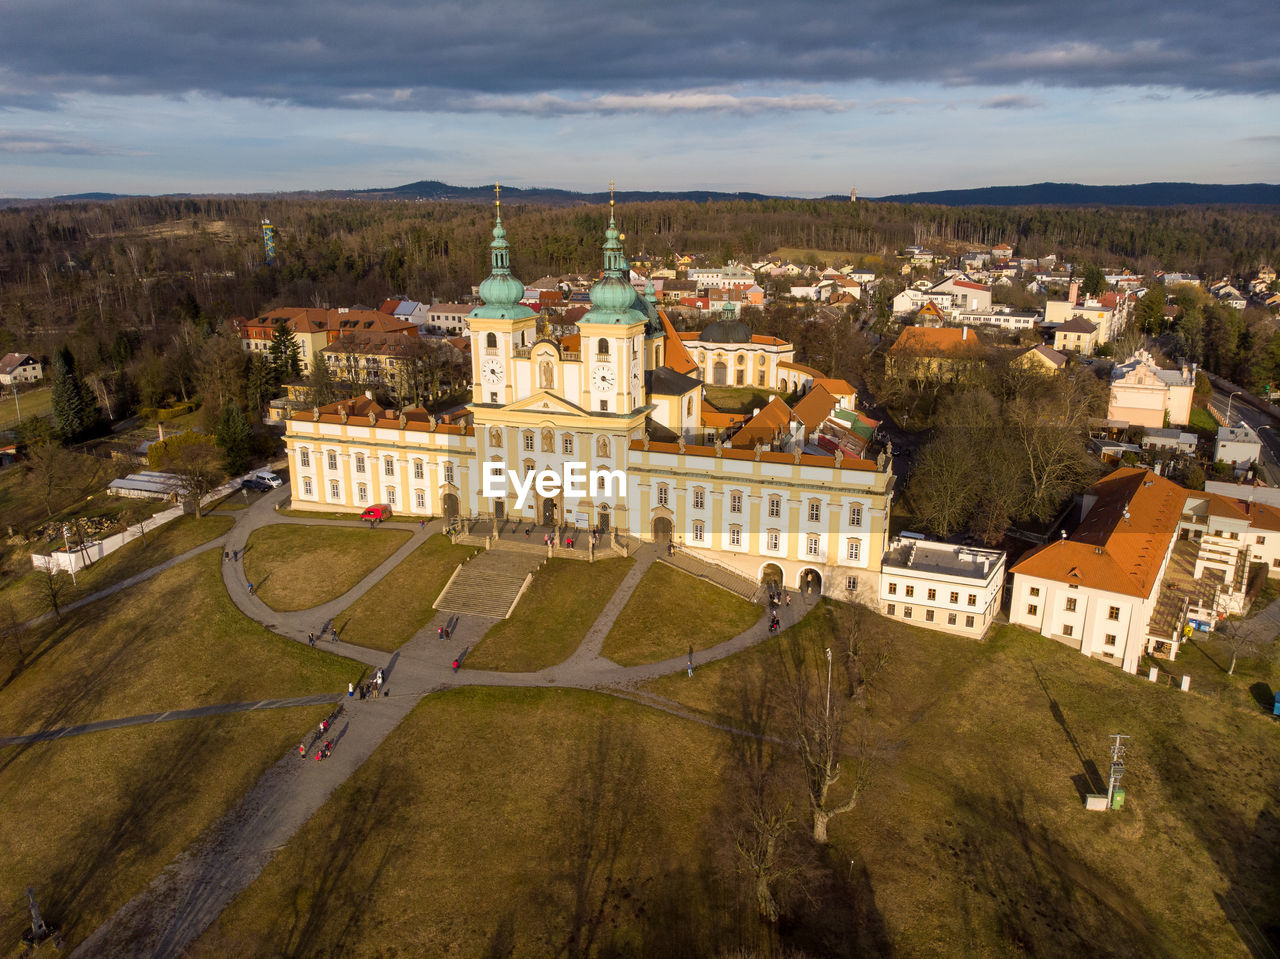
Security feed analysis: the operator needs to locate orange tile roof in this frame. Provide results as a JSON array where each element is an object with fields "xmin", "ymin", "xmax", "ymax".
[
  {"xmin": 700, "ymin": 408, "xmax": 746, "ymax": 428},
  {"xmin": 889, "ymin": 326, "xmax": 987, "ymax": 356},
  {"xmin": 661, "ymin": 312, "xmax": 699, "ymax": 375},
  {"xmin": 630, "ymin": 439, "xmax": 876, "ymax": 471},
  {"xmin": 777, "ymin": 360, "xmax": 821, "ymax": 376},
  {"xmin": 731, "ymin": 396, "xmax": 792, "ymax": 448},
  {"xmin": 813, "ymin": 377, "xmax": 855, "ymax": 397},
  {"xmin": 290, "ymin": 396, "xmax": 472, "ymax": 435},
  {"xmin": 791, "ymin": 384, "xmax": 836, "ymax": 431},
  {"xmin": 1012, "ymin": 468, "xmax": 1188, "ymax": 598},
  {"xmin": 749, "ymin": 334, "xmax": 787, "ymax": 346},
  {"xmin": 559, "ymin": 333, "xmax": 581, "ymax": 352}
]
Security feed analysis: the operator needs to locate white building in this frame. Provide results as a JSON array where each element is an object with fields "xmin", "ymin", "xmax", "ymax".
[
  {"xmin": 1107, "ymin": 350, "xmax": 1195, "ymax": 428},
  {"xmin": 0, "ymin": 352, "xmax": 43, "ymax": 386},
  {"xmin": 423, "ymin": 303, "xmax": 473, "ymax": 337},
  {"xmin": 879, "ymin": 536, "xmax": 1005, "ymax": 637},
  {"xmin": 1216, "ymin": 423, "xmax": 1262, "ymax": 470}
]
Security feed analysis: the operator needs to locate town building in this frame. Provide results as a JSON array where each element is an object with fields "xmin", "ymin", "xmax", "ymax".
[
  {"xmin": 1107, "ymin": 350, "xmax": 1195, "ymax": 428},
  {"xmin": 1052, "ymin": 316, "xmax": 1100, "ymax": 355},
  {"xmin": 1012, "ymin": 344, "xmax": 1067, "ymax": 375},
  {"xmin": 0, "ymin": 352, "xmax": 43, "ymax": 386},
  {"xmin": 680, "ymin": 304, "xmax": 798, "ymax": 390},
  {"xmin": 422, "ymin": 303, "xmax": 474, "ymax": 337},
  {"xmin": 1216, "ymin": 423, "xmax": 1262, "ymax": 471},
  {"xmin": 885, "ymin": 326, "xmax": 989, "ymax": 383},
  {"xmin": 283, "ymin": 192, "xmax": 895, "ymax": 598},
  {"xmin": 879, "ymin": 536, "xmax": 1005, "ymax": 637},
  {"xmin": 238, "ymin": 308, "xmax": 418, "ymax": 375}
]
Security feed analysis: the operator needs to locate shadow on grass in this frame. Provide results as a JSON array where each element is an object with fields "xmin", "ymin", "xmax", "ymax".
[
  {"xmin": 1029, "ymin": 661, "xmax": 1104, "ymax": 801},
  {"xmin": 1250, "ymin": 681, "xmax": 1275, "ymax": 713}
]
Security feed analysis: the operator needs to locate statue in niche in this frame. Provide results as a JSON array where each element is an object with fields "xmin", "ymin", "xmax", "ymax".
[
  {"xmin": 489, "ymin": 426, "xmax": 502, "ymax": 447},
  {"xmin": 597, "ymin": 435, "xmax": 610, "ymax": 457},
  {"xmin": 539, "ymin": 360, "xmax": 554, "ymax": 390},
  {"xmin": 541, "ymin": 428, "xmax": 554, "ymax": 452}
]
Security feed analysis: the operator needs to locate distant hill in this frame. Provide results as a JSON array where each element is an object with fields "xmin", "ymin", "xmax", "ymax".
[
  {"xmin": 348, "ymin": 179, "xmax": 789, "ymax": 206},
  {"xmin": 866, "ymin": 182, "xmax": 1280, "ymax": 207}
]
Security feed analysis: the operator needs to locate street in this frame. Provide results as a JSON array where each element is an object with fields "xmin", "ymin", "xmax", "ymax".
[{"xmin": 1209, "ymin": 387, "xmax": 1280, "ymax": 485}]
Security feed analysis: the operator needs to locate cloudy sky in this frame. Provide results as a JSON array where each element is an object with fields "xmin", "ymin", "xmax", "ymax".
[{"xmin": 2, "ymin": 0, "xmax": 1277, "ymax": 197}]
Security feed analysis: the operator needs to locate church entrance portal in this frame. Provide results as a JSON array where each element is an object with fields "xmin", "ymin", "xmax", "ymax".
[
  {"xmin": 542, "ymin": 497, "xmax": 557, "ymax": 526},
  {"xmin": 652, "ymin": 516, "xmax": 673, "ymax": 543},
  {"xmin": 442, "ymin": 493, "xmax": 459, "ymax": 527},
  {"xmin": 760, "ymin": 563, "xmax": 783, "ymax": 587},
  {"xmin": 494, "ymin": 500, "xmax": 505, "ymax": 521},
  {"xmin": 598, "ymin": 505, "xmax": 610, "ymax": 532}
]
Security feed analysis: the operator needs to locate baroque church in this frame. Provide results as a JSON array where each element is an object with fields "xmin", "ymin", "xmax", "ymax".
[{"xmin": 283, "ymin": 192, "xmax": 894, "ymax": 597}]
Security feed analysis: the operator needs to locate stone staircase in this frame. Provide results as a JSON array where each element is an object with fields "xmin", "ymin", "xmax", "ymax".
[
  {"xmin": 435, "ymin": 548, "xmax": 544, "ymax": 618},
  {"xmin": 660, "ymin": 549, "xmax": 763, "ymax": 604}
]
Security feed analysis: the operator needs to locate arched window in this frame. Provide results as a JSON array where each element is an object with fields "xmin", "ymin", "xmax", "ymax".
[
  {"xmin": 486, "ymin": 332, "xmax": 497, "ymax": 349},
  {"xmin": 597, "ymin": 338, "xmax": 610, "ymax": 355}
]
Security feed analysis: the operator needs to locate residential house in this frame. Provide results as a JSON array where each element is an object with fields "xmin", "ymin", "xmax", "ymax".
[
  {"xmin": 1107, "ymin": 350, "xmax": 1195, "ymax": 428},
  {"xmin": 880, "ymin": 536, "xmax": 1006, "ymax": 637},
  {"xmin": 1216, "ymin": 423, "xmax": 1262, "ymax": 471},
  {"xmin": 1140, "ymin": 428, "xmax": 1197, "ymax": 455},
  {"xmin": 931, "ymin": 275, "xmax": 992, "ymax": 312},
  {"xmin": 0, "ymin": 352, "xmax": 43, "ymax": 386},
  {"xmin": 1053, "ymin": 317, "xmax": 1100, "ymax": 355},
  {"xmin": 1012, "ymin": 344, "xmax": 1067, "ymax": 375},
  {"xmin": 423, "ymin": 303, "xmax": 474, "ymax": 337},
  {"xmin": 886, "ymin": 326, "xmax": 989, "ymax": 382}
]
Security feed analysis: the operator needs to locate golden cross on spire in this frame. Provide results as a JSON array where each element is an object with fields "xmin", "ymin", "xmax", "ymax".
[
  {"xmin": 494, "ymin": 182, "xmax": 501, "ymax": 208},
  {"xmin": 609, "ymin": 179, "xmax": 615, "ymax": 207}
]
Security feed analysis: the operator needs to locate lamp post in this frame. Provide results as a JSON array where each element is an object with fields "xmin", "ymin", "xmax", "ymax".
[
  {"xmin": 10, "ymin": 383, "xmax": 19, "ymax": 424},
  {"xmin": 1226, "ymin": 390, "xmax": 1242, "ymax": 422},
  {"xmin": 824, "ymin": 646, "xmax": 833, "ymax": 720},
  {"xmin": 61, "ymin": 525, "xmax": 76, "ymax": 586}
]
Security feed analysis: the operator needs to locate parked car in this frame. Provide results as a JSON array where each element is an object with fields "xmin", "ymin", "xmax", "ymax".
[
  {"xmin": 240, "ymin": 478, "xmax": 271, "ymax": 492},
  {"xmin": 256, "ymin": 471, "xmax": 283, "ymax": 488},
  {"xmin": 361, "ymin": 504, "xmax": 392, "ymax": 521}
]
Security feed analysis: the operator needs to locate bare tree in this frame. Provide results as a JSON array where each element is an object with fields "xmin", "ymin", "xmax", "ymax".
[
  {"xmin": 1220, "ymin": 620, "xmax": 1265, "ymax": 676},
  {"xmin": 779, "ymin": 641, "xmax": 874, "ymax": 843},
  {"xmin": 842, "ymin": 603, "xmax": 891, "ymax": 707},
  {"xmin": 148, "ymin": 430, "xmax": 225, "ymax": 517},
  {"xmin": 41, "ymin": 564, "xmax": 73, "ymax": 617},
  {"xmin": 23, "ymin": 427, "xmax": 71, "ymax": 518}
]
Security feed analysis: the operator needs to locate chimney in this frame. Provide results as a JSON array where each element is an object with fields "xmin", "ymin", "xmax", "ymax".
[
  {"xmin": 365, "ymin": 390, "xmax": 374, "ymax": 400},
  {"xmin": 962, "ymin": 326, "xmax": 968, "ymax": 341},
  {"xmin": 1068, "ymin": 279, "xmax": 1080, "ymax": 304}
]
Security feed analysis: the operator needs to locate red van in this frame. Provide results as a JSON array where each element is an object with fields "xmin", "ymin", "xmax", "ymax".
[{"xmin": 361, "ymin": 504, "xmax": 392, "ymax": 521}]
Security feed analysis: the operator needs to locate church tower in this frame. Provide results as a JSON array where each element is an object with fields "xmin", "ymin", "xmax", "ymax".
[
  {"xmin": 469, "ymin": 185, "xmax": 537, "ymax": 407},
  {"xmin": 577, "ymin": 184, "xmax": 649, "ymax": 415}
]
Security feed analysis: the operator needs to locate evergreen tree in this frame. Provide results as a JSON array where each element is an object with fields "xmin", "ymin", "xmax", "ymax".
[
  {"xmin": 1080, "ymin": 264, "xmax": 1107, "ymax": 297},
  {"xmin": 215, "ymin": 400, "xmax": 252, "ymax": 475},
  {"xmin": 49, "ymin": 346, "xmax": 102, "ymax": 442},
  {"xmin": 246, "ymin": 353, "xmax": 278, "ymax": 420},
  {"xmin": 268, "ymin": 321, "xmax": 302, "ymax": 381},
  {"xmin": 308, "ymin": 352, "xmax": 338, "ymax": 406}
]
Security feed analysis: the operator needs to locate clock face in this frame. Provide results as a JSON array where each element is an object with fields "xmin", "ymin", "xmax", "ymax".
[
  {"xmin": 481, "ymin": 358, "xmax": 504, "ymax": 386},
  {"xmin": 592, "ymin": 364, "xmax": 616, "ymax": 392}
]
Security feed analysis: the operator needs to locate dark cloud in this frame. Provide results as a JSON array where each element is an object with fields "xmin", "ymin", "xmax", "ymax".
[
  {"xmin": 0, "ymin": 0, "xmax": 1276, "ymax": 113},
  {"xmin": 981, "ymin": 95, "xmax": 1044, "ymax": 110}
]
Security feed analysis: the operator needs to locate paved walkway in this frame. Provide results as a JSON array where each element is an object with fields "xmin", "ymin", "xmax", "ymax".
[{"xmin": 53, "ymin": 489, "xmax": 813, "ymax": 958}]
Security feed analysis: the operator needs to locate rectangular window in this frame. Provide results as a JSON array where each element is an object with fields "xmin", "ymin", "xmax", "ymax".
[
  {"xmin": 888, "ymin": 582, "xmax": 897, "ymax": 595},
  {"xmin": 358, "ymin": 484, "xmax": 368, "ymax": 503},
  {"xmin": 524, "ymin": 433, "xmax": 534, "ymax": 451},
  {"xmin": 849, "ymin": 505, "xmax": 862, "ymax": 526},
  {"xmin": 693, "ymin": 489, "xmax": 705, "ymax": 510},
  {"xmin": 1029, "ymin": 586, "xmax": 1040, "ymax": 597},
  {"xmin": 730, "ymin": 492, "xmax": 742, "ymax": 513},
  {"xmin": 1257, "ymin": 535, "xmax": 1266, "ymax": 545},
  {"xmin": 847, "ymin": 540, "xmax": 860, "ymax": 561},
  {"xmin": 767, "ymin": 531, "xmax": 779, "ymax": 551},
  {"xmin": 887, "ymin": 603, "xmax": 896, "ymax": 616},
  {"xmin": 415, "ymin": 490, "xmax": 425, "ymax": 509},
  {"xmin": 1104, "ymin": 633, "xmax": 1117, "ymax": 647},
  {"xmin": 808, "ymin": 502, "xmax": 821, "ymax": 522},
  {"xmin": 1108, "ymin": 606, "xmax": 1121, "ymax": 621},
  {"xmin": 600, "ymin": 400, "xmax": 608, "ymax": 411},
  {"xmin": 965, "ymin": 615, "xmax": 974, "ymax": 629},
  {"xmin": 327, "ymin": 451, "xmax": 337, "ymax": 471},
  {"xmin": 927, "ymin": 588, "xmax": 936, "ymax": 601},
  {"xmin": 904, "ymin": 606, "xmax": 913, "ymax": 619},
  {"xmin": 1027, "ymin": 604, "xmax": 1038, "ymax": 616},
  {"xmin": 384, "ymin": 458, "xmax": 394, "ymax": 477},
  {"xmin": 730, "ymin": 527, "xmax": 741, "ymax": 546},
  {"xmin": 300, "ymin": 449, "xmax": 310, "ymax": 467},
  {"xmin": 1065, "ymin": 597, "xmax": 1077, "ymax": 612},
  {"xmin": 947, "ymin": 613, "xmax": 957, "ymax": 625},
  {"xmin": 355, "ymin": 454, "xmax": 365, "ymax": 474},
  {"xmin": 905, "ymin": 585, "xmax": 915, "ymax": 598},
  {"xmin": 490, "ymin": 392, "xmax": 497, "ymax": 403},
  {"xmin": 444, "ymin": 463, "xmax": 454, "ymax": 485},
  {"xmin": 413, "ymin": 461, "xmax": 424, "ymax": 480},
  {"xmin": 925, "ymin": 609, "xmax": 935, "ymax": 622},
  {"xmin": 807, "ymin": 536, "xmax": 820, "ymax": 556},
  {"xmin": 846, "ymin": 575, "xmax": 858, "ymax": 591},
  {"xmin": 768, "ymin": 497, "xmax": 781, "ymax": 518},
  {"xmin": 968, "ymin": 594, "xmax": 977, "ymax": 607},
  {"xmin": 386, "ymin": 487, "xmax": 396, "ymax": 505},
  {"xmin": 657, "ymin": 485, "xmax": 668, "ymax": 506},
  {"xmin": 563, "ymin": 435, "xmax": 573, "ymax": 455},
  {"xmin": 329, "ymin": 480, "xmax": 339, "ymax": 499},
  {"xmin": 1062, "ymin": 624, "xmax": 1074, "ymax": 637},
  {"xmin": 302, "ymin": 478, "xmax": 313, "ymax": 496},
  {"xmin": 693, "ymin": 522, "xmax": 704, "ymax": 542},
  {"xmin": 950, "ymin": 591, "xmax": 959, "ymax": 604}
]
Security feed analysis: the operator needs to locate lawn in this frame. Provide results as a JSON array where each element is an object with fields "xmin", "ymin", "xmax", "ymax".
[
  {"xmin": 275, "ymin": 507, "xmax": 366, "ymax": 521},
  {"xmin": 1146, "ymin": 628, "xmax": 1278, "ymax": 712},
  {"xmin": 0, "ymin": 449, "xmax": 128, "ymax": 539},
  {"xmin": 188, "ymin": 687, "xmax": 757, "ymax": 959},
  {"xmin": 0, "ymin": 385, "xmax": 52, "ymax": 430},
  {"xmin": 0, "ymin": 706, "xmax": 330, "ymax": 955},
  {"xmin": 601, "ymin": 562, "xmax": 761, "ymax": 666},
  {"xmin": 465, "ymin": 557, "xmax": 634, "ymax": 671},
  {"xmin": 703, "ymin": 385, "xmax": 777, "ymax": 414},
  {"xmin": 0, "ymin": 513, "xmax": 233, "ymax": 624},
  {"xmin": 243, "ymin": 524, "xmax": 412, "ymax": 611},
  {"xmin": 337, "ymin": 535, "xmax": 478, "ymax": 651},
  {"xmin": 1188, "ymin": 405, "xmax": 1219, "ymax": 437},
  {"xmin": 646, "ymin": 603, "xmax": 1280, "ymax": 957},
  {"xmin": 0, "ymin": 550, "xmax": 364, "ymax": 735}
]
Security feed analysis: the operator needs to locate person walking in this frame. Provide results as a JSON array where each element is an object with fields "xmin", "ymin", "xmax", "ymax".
[
  {"xmin": 308, "ymin": 632, "xmax": 316, "ymax": 646},
  {"xmin": 687, "ymin": 645, "xmax": 694, "ymax": 678},
  {"xmin": 451, "ymin": 658, "xmax": 459, "ymax": 673},
  {"xmin": 784, "ymin": 591, "xmax": 790, "ymax": 607},
  {"xmin": 247, "ymin": 581, "xmax": 255, "ymax": 595},
  {"xmin": 298, "ymin": 742, "xmax": 306, "ymax": 757},
  {"xmin": 348, "ymin": 682, "xmax": 354, "ymax": 698}
]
